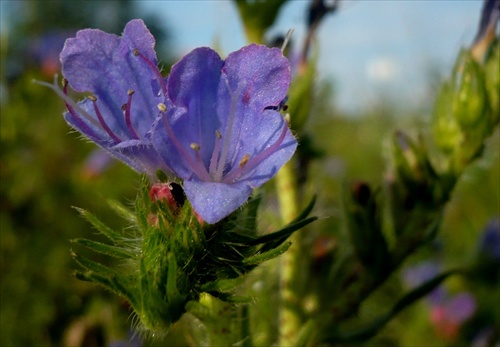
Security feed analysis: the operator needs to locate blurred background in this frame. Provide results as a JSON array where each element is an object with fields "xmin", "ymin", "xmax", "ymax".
[{"xmin": 1, "ymin": 1, "xmax": 498, "ymax": 346}]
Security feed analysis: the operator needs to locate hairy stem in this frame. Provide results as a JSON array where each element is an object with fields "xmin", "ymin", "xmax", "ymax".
[{"xmin": 275, "ymin": 159, "xmax": 303, "ymax": 345}]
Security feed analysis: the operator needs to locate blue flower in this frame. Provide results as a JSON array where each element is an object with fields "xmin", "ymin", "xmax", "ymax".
[
  {"xmin": 40, "ymin": 19, "xmax": 170, "ymax": 177},
  {"xmin": 152, "ymin": 44, "xmax": 297, "ymax": 223},
  {"xmin": 43, "ymin": 19, "xmax": 297, "ymax": 224}
]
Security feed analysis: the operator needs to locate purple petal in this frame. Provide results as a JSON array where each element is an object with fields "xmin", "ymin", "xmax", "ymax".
[
  {"xmin": 183, "ymin": 180, "xmax": 252, "ymax": 224},
  {"xmin": 111, "ymin": 140, "xmax": 170, "ymax": 176},
  {"xmin": 156, "ymin": 48, "xmax": 224, "ymax": 176},
  {"xmin": 151, "ymin": 44, "xmax": 296, "ymax": 223},
  {"xmin": 213, "ymin": 45, "xmax": 291, "ymax": 175},
  {"xmin": 221, "ymin": 44, "xmax": 290, "ymax": 111},
  {"xmin": 61, "ymin": 19, "xmax": 162, "ymax": 139},
  {"xmin": 226, "ymin": 109, "xmax": 296, "ymax": 188}
]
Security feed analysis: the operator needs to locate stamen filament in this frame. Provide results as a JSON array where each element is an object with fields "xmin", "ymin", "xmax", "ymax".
[
  {"xmin": 214, "ymin": 80, "xmax": 241, "ymax": 182},
  {"xmin": 159, "ymin": 104, "xmax": 211, "ymax": 181},
  {"xmin": 123, "ymin": 89, "xmax": 139, "ymax": 139},
  {"xmin": 209, "ymin": 130, "xmax": 222, "ymax": 177},
  {"xmin": 36, "ymin": 76, "xmax": 101, "ymax": 129},
  {"xmin": 222, "ymin": 122, "xmax": 289, "ymax": 184},
  {"xmin": 90, "ymin": 95, "xmax": 122, "ymax": 143},
  {"xmin": 35, "ymin": 76, "xmax": 101, "ymax": 140},
  {"xmin": 133, "ymin": 49, "xmax": 167, "ymax": 95},
  {"xmin": 190, "ymin": 143, "xmax": 207, "ymax": 170}
]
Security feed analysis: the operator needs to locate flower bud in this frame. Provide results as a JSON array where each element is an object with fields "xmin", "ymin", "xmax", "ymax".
[
  {"xmin": 149, "ymin": 182, "xmax": 185, "ymax": 213},
  {"xmin": 450, "ymin": 51, "xmax": 489, "ymax": 129}
]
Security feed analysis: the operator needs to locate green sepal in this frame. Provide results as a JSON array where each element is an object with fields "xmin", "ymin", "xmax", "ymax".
[
  {"xmin": 71, "ymin": 238, "xmax": 134, "ymax": 259},
  {"xmin": 71, "ymin": 177, "xmax": 316, "ymax": 338},
  {"xmin": 107, "ymin": 199, "xmax": 136, "ymax": 224},
  {"xmin": 243, "ymin": 241, "xmax": 292, "ymax": 265},
  {"xmin": 255, "ymin": 216, "xmax": 317, "ymax": 251},
  {"xmin": 323, "ymin": 269, "xmax": 459, "ymax": 343},
  {"xmin": 71, "ymin": 251, "xmax": 119, "ymax": 276},
  {"xmin": 73, "ymin": 207, "xmax": 122, "ymax": 242},
  {"xmin": 206, "ymin": 292, "xmax": 252, "ymax": 304},
  {"xmin": 200, "ymin": 276, "xmax": 246, "ymax": 293},
  {"xmin": 73, "ymin": 267, "xmax": 138, "ymax": 310}
]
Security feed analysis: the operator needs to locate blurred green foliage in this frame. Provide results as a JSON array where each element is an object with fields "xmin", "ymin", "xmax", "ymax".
[{"xmin": 1, "ymin": 1, "xmax": 498, "ymax": 346}]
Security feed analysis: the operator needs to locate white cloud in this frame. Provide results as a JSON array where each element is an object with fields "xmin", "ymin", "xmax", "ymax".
[{"xmin": 366, "ymin": 57, "xmax": 399, "ymax": 82}]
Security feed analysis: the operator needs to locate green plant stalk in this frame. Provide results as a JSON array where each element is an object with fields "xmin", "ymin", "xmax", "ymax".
[{"xmin": 275, "ymin": 158, "xmax": 303, "ymax": 345}]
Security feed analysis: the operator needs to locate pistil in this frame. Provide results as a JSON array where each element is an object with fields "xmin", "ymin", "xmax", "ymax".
[
  {"xmin": 209, "ymin": 130, "xmax": 222, "ymax": 178},
  {"xmin": 214, "ymin": 80, "xmax": 241, "ymax": 182}
]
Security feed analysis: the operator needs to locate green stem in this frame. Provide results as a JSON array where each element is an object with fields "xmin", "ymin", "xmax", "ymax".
[{"xmin": 275, "ymin": 159, "xmax": 303, "ymax": 345}]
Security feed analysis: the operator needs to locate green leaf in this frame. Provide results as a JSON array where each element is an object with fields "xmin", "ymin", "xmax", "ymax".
[
  {"xmin": 72, "ymin": 238, "xmax": 135, "ymax": 259},
  {"xmin": 107, "ymin": 199, "xmax": 136, "ymax": 224},
  {"xmin": 71, "ymin": 251, "xmax": 118, "ymax": 276},
  {"xmin": 73, "ymin": 207, "xmax": 122, "ymax": 242},
  {"xmin": 256, "ymin": 216, "xmax": 317, "ymax": 252},
  {"xmin": 74, "ymin": 270, "xmax": 137, "ymax": 308},
  {"xmin": 254, "ymin": 196, "xmax": 316, "ymax": 251},
  {"xmin": 201, "ymin": 276, "xmax": 246, "ymax": 293},
  {"xmin": 207, "ymin": 292, "xmax": 252, "ymax": 304},
  {"xmin": 324, "ymin": 269, "xmax": 459, "ymax": 343},
  {"xmin": 243, "ymin": 241, "xmax": 292, "ymax": 265}
]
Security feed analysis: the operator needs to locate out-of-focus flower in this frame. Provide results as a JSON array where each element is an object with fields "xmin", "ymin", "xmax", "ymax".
[
  {"xmin": 429, "ymin": 292, "xmax": 477, "ymax": 341},
  {"xmin": 403, "ymin": 261, "xmax": 477, "ymax": 341},
  {"xmin": 471, "ymin": 0, "xmax": 500, "ymax": 61},
  {"xmin": 26, "ymin": 31, "xmax": 73, "ymax": 76},
  {"xmin": 152, "ymin": 44, "xmax": 296, "ymax": 223},
  {"xmin": 40, "ymin": 19, "xmax": 170, "ymax": 178},
  {"xmin": 81, "ymin": 149, "xmax": 114, "ymax": 180},
  {"xmin": 478, "ymin": 218, "xmax": 500, "ymax": 260},
  {"xmin": 108, "ymin": 328, "xmax": 142, "ymax": 347},
  {"xmin": 403, "ymin": 260, "xmax": 446, "ymax": 305}
]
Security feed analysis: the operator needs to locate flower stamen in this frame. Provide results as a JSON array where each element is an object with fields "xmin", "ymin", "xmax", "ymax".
[
  {"xmin": 121, "ymin": 89, "xmax": 139, "ymax": 139},
  {"xmin": 214, "ymin": 80, "xmax": 242, "ymax": 182},
  {"xmin": 209, "ymin": 130, "xmax": 222, "ymax": 178},
  {"xmin": 89, "ymin": 95, "xmax": 122, "ymax": 143},
  {"xmin": 158, "ymin": 104, "xmax": 211, "ymax": 181},
  {"xmin": 133, "ymin": 48, "xmax": 167, "ymax": 95},
  {"xmin": 239, "ymin": 154, "xmax": 250, "ymax": 168},
  {"xmin": 222, "ymin": 121, "xmax": 289, "ymax": 184},
  {"xmin": 36, "ymin": 76, "xmax": 102, "ymax": 132},
  {"xmin": 190, "ymin": 142, "xmax": 206, "ymax": 169}
]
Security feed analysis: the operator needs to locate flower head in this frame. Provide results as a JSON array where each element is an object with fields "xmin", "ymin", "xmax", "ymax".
[
  {"xmin": 41, "ymin": 19, "xmax": 169, "ymax": 177},
  {"xmin": 152, "ymin": 44, "xmax": 296, "ymax": 223},
  {"xmin": 43, "ymin": 19, "xmax": 296, "ymax": 224}
]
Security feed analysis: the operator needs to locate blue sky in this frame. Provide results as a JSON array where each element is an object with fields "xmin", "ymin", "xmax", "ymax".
[{"xmin": 138, "ymin": 0, "xmax": 484, "ymax": 113}]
